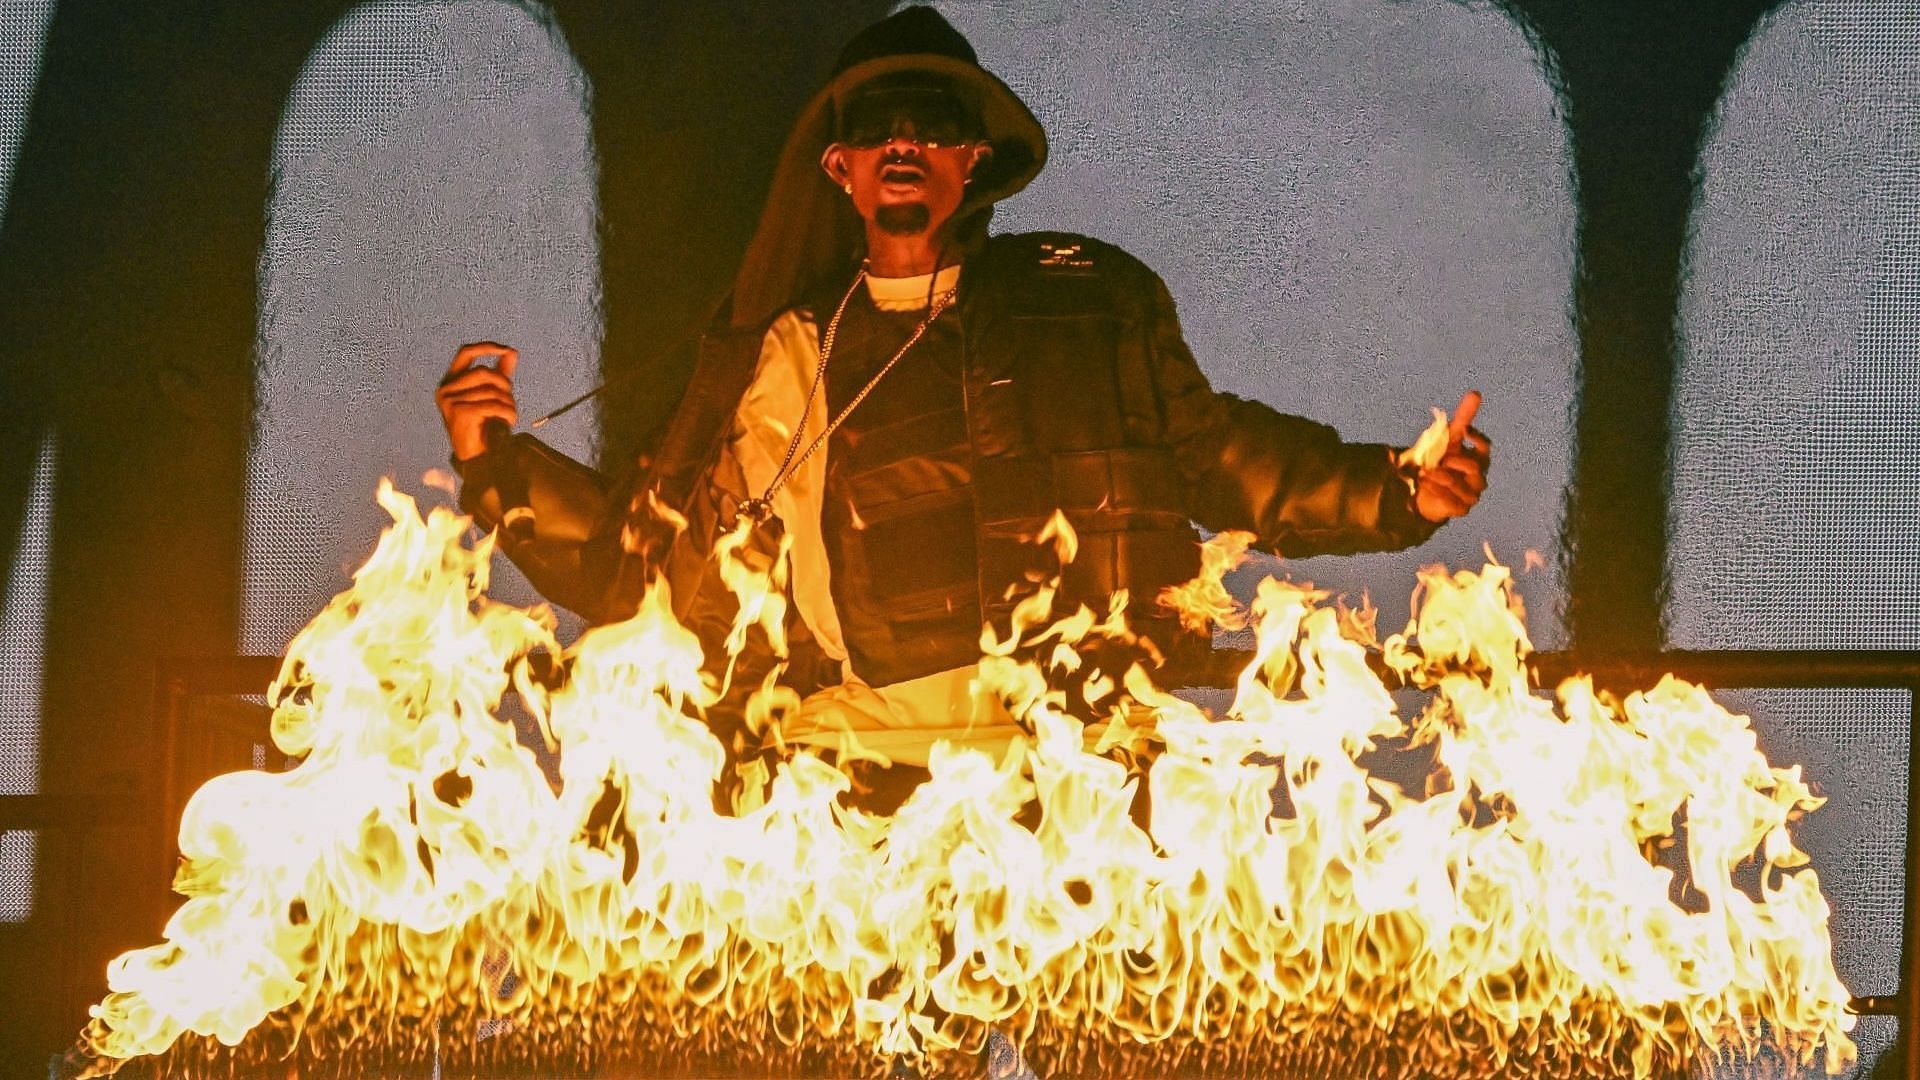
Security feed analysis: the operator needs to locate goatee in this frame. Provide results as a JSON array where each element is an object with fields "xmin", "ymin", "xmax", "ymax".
[{"xmin": 875, "ymin": 202, "xmax": 931, "ymax": 237}]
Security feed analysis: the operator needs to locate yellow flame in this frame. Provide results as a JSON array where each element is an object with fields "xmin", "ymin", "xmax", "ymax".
[
  {"xmin": 1159, "ymin": 529, "xmax": 1254, "ymax": 635},
  {"xmin": 1397, "ymin": 406, "xmax": 1453, "ymax": 473},
  {"xmin": 76, "ymin": 482, "xmax": 1857, "ymax": 1078}
]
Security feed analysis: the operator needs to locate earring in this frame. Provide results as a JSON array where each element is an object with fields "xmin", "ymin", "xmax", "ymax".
[{"xmin": 843, "ymin": 183, "xmax": 854, "ymax": 194}]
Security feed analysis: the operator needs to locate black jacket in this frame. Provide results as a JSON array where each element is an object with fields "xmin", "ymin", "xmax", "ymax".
[{"xmin": 459, "ymin": 231, "xmax": 1439, "ymax": 688}]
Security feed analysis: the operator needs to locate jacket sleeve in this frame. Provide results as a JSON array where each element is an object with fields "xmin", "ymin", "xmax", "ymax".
[
  {"xmin": 1140, "ymin": 273, "xmax": 1441, "ymax": 558},
  {"xmin": 455, "ymin": 434, "xmax": 644, "ymax": 625}
]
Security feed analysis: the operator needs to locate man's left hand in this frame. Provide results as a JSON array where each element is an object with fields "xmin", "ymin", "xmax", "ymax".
[{"xmin": 1414, "ymin": 390, "xmax": 1491, "ymax": 523}]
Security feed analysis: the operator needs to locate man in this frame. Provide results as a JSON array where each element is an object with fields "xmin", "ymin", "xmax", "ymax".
[{"xmin": 436, "ymin": 7, "xmax": 1489, "ymax": 800}]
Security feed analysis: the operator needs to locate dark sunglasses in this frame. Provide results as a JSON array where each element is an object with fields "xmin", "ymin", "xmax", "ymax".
[{"xmin": 838, "ymin": 88, "xmax": 983, "ymax": 150}]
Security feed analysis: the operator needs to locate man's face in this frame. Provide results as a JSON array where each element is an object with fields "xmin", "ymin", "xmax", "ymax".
[{"xmin": 822, "ymin": 87, "xmax": 992, "ymax": 240}]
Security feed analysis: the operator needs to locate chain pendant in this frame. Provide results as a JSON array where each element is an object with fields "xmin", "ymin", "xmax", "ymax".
[{"xmin": 736, "ymin": 265, "xmax": 952, "ymax": 527}]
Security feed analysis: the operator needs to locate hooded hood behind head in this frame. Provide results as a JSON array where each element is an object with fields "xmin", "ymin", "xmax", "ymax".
[{"xmin": 728, "ymin": 6, "xmax": 1047, "ymax": 328}]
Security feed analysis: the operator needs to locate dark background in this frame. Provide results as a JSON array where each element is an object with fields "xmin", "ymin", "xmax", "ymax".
[{"xmin": 0, "ymin": 0, "xmax": 1912, "ymax": 1074}]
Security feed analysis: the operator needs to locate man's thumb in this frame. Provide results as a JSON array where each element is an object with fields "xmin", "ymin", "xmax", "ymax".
[{"xmin": 1448, "ymin": 390, "xmax": 1481, "ymax": 443}]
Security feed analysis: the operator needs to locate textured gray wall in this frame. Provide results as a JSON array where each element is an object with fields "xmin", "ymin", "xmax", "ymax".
[
  {"xmin": 0, "ymin": 0, "xmax": 58, "ymax": 924},
  {"xmin": 1672, "ymin": 0, "xmax": 1920, "ymax": 1070},
  {"xmin": 244, "ymin": 0, "xmax": 601, "ymax": 655},
  {"xmin": 928, "ymin": 0, "xmax": 1578, "ymax": 648}
]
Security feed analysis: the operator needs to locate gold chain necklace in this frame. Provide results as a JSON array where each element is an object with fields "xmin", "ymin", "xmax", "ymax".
[{"xmin": 736, "ymin": 267, "xmax": 955, "ymax": 525}]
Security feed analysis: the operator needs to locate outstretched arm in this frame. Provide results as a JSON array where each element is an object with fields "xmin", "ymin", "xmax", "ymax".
[
  {"xmin": 1141, "ymin": 276, "xmax": 1486, "ymax": 556},
  {"xmin": 437, "ymin": 342, "xmax": 640, "ymax": 624}
]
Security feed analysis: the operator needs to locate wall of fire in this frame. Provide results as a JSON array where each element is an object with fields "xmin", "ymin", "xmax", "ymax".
[{"xmin": 0, "ymin": 0, "xmax": 1913, "ymax": 1074}]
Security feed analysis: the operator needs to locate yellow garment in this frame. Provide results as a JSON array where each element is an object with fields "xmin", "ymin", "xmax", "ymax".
[{"xmin": 728, "ymin": 266, "xmax": 1027, "ymax": 768}]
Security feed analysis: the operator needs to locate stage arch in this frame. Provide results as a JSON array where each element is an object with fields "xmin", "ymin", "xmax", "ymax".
[{"xmin": 245, "ymin": 0, "xmax": 603, "ymax": 655}]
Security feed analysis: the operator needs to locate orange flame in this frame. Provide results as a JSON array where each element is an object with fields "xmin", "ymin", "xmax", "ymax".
[
  {"xmin": 1159, "ymin": 529, "xmax": 1254, "ymax": 635},
  {"xmin": 1396, "ymin": 406, "xmax": 1453, "ymax": 473},
  {"xmin": 75, "ymin": 482, "xmax": 1856, "ymax": 1078}
]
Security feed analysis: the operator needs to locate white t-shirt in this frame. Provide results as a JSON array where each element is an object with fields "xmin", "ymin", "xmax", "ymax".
[{"xmin": 727, "ymin": 265, "xmax": 1024, "ymax": 767}]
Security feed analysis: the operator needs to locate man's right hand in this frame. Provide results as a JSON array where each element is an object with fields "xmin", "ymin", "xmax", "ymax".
[{"xmin": 436, "ymin": 341, "xmax": 519, "ymax": 462}]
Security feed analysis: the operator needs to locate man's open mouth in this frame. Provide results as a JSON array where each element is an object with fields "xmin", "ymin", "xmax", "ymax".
[{"xmin": 880, "ymin": 165, "xmax": 925, "ymax": 185}]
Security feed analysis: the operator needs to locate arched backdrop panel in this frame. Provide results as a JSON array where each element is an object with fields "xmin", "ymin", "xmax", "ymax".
[
  {"xmin": 1670, "ymin": 0, "xmax": 1920, "ymax": 1071},
  {"xmin": 246, "ymin": 0, "xmax": 601, "ymax": 656},
  {"xmin": 926, "ymin": 0, "xmax": 1577, "ymax": 647}
]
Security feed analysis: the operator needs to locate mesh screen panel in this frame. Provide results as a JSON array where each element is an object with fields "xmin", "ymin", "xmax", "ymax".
[
  {"xmin": 0, "ymin": 435, "xmax": 53, "ymax": 923},
  {"xmin": 0, "ymin": 830, "xmax": 33, "ymax": 923},
  {"xmin": 0, "ymin": 0, "xmax": 56, "ymax": 927},
  {"xmin": 1673, "ymin": 0, "xmax": 1920, "ymax": 1073},
  {"xmin": 1673, "ymin": 0, "xmax": 1920, "ymax": 648},
  {"xmin": 270, "ymin": 0, "xmax": 442, "ymax": 173},
  {"xmin": 0, "ymin": 433, "xmax": 51, "ymax": 798},
  {"xmin": 0, "ymin": 0, "xmax": 55, "ymax": 200},
  {"xmin": 244, "ymin": 0, "xmax": 599, "ymax": 657},
  {"xmin": 1714, "ymin": 690, "xmax": 1909, "ymax": 1075},
  {"xmin": 928, "ymin": 0, "xmax": 1576, "ymax": 646}
]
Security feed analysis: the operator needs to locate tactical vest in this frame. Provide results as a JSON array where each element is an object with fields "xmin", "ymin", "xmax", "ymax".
[
  {"xmin": 611, "ymin": 231, "xmax": 1428, "ymax": 694},
  {"xmin": 793, "ymin": 236, "xmax": 1207, "ymax": 687},
  {"xmin": 957, "ymin": 236, "xmax": 1205, "ymax": 675},
  {"xmin": 821, "ymin": 287, "xmax": 981, "ymax": 686}
]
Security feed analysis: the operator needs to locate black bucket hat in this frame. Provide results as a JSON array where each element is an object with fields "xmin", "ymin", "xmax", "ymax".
[{"xmin": 729, "ymin": 6, "xmax": 1048, "ymax": 328}]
